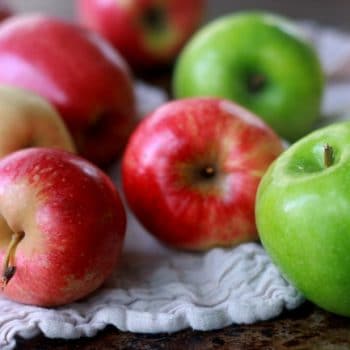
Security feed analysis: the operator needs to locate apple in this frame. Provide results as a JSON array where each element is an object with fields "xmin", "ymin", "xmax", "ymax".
[
  {"xmin": 0, "ymin": 148, "xmax": 126, "ymax": 306},
  {"xmin": 256, "ymin": 121, "xmax": 350, "ymax": 317},
  {"xmin": 122, "ymin": 97, "xmax": 284, "ymax": 250},
  {"xmin": 0, "ymin": 85, "xmax": 75, "ymax": 158},
  {"xmin": 0, "ymin": 14, "xmax": 136, "ymax": 166},
  {"xmin": 173, "ymin": 11, "xmax": 324, "ymax": 142},
  {"xmin": 76, "ymin": 0, "xmax": 206, "ymax": 71}
]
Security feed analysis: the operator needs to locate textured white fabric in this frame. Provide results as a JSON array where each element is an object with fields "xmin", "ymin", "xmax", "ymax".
[{"xmin": 1, "ymin": 22, "xmax": 350, "ymax": 350}]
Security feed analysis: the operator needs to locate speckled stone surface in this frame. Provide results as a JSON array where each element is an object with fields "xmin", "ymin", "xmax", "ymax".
[{"xmin": 14, "ymin": 302, "xmax": 350, "ymax": 349}]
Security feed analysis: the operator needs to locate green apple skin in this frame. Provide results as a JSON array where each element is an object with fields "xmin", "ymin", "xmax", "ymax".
[
  {"xmin": 256, "ymin": 121, "xmax": 350, "ymax": 316},
  {"xmin": 173, "ymin": 11, "xmax": 324, "ymax": 142}
]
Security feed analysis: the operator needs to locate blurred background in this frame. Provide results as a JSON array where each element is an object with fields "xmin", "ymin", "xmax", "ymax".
[{"xmin": 9, "ymin": 0, "xmax": 350, "ymax": 31}]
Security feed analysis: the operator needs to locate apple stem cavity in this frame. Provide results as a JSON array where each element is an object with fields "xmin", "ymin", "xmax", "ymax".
[
  {"xmin": 247, "ymin": 74, "xmax": 266, "ymax": 93},
  {"xmin": 1, "ymin": 231, "xmax": 24, "ymax": 289},
  {"xmin": 323, "ymin": 144, "xmax": 334, "ymax": 168}
]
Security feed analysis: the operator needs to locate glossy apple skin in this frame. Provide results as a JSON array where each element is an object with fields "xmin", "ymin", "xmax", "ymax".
[
  {"xmin": 77, "ymin": 0, "xmax": 205, "ymax": 71},
  {"xmin": 0, "ymin": 148, "xmax": 126, "ymax": 306},
  {"xmin": 173, "ymin": 11, "xmax": 324, "ymax": 142},
  {"xmin": 0, "ymin": 14, "xmax": 136, "ymax": 166},
  {"xmin": 256, "ymin": 122, "xmax": 350, "ymax": 316},
  {"xmin": 122, "ymin": 97, "xmax": 283, "ymax": 250},
  {"xmin": 0, "ymin": 85, "xmax": 75, "ymax": 158}
]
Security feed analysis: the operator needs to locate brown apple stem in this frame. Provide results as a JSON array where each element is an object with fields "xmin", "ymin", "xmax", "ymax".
[
  {"xmin": 323, "ymin": 144, "xmax": 333, "ymax": 168},
  {"xmin": 1, "ymin": 231, "xmax": 24, "ymax": 290},
  {"xmin": 248, "ymin": 74, "xmax": 266, "ymax": 93}
]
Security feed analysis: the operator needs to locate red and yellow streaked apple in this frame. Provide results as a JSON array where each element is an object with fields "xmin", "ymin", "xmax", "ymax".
[
  {"xmin": 122, "ymin": 97, "xmax": 284, "ymax": 250},
  {"xmin": 0, "ymin": 148, "xmax": 126, "ymax": 306}
]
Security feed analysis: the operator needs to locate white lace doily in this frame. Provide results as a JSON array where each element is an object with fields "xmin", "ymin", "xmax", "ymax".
[{"xmin": 1, "ymin": 22, "xmax": 350, "ymax": 350}]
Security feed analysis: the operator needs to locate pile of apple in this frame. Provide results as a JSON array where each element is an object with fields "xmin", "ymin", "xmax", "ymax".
[
  {"xmin": 80, "ymin": 4, "xmax": 350, "ymax": 318},
  {"xmin": 0, "ymin": 12, "xmax": 135, "ymax": 307},
  {"xmin": 170, "ymin": 9, "xmax": 350, "ymax": 318},
  {"xmin": 0, "ymin": 0, "xmax": 345, "ymax": 319},
  {"xmin": 0, "ymin": 0, "xmax": 206, "ymax": 307}
]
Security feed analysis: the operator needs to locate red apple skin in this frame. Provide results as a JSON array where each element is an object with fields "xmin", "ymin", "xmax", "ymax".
[
  {"xmin": 0, "ymin": 148, "xmax": 126, "ymax": 306},
  {"xmin": 0, "ymin": 14, "xmax": 136, "ymax": 166},
  {"xmin": 122, "ymin": 98, "xmax": 284, "ymax": 250},
  {"xmin": 77, "ymin": 0, "xmax": 205, "ymax": 71}
]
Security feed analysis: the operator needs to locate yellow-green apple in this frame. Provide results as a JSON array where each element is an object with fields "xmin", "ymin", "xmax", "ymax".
[
  {"xmin": 76, "ymin": 0, "xmax": 205, "ymax": 71},
  {"xmin": 122, "ymin": 97, "xmax": 284, "ymax": 250},
  {"xmin": 0, "ymin": 85, "xmax": 75, "ymax": 158},
  {"xmin": 0, "ymin": 14, "xmax": 136, "ymax": 166},
  {"xmin": 173, "ymin": 11, "xmax": 324, "ymax": 142},
  {"xmin": 0, "ymin": 148, "xmax": 126, "ymax": 306},
  {"xmin": 256, "ymin": 121, "xmax": 350, "ymax": 317}
]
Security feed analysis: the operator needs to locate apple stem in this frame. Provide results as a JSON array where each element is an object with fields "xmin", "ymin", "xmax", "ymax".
[
  {"xmin": 1, "ymin": 231, "xmax": 24, "ymax": 290},
  {"xmin": 248, "ymin": 74, "xmax": 266, "ymax": 93},
  {"xmin": 323, "ymin": 144, "xmax": 333, "ymax": 168}
]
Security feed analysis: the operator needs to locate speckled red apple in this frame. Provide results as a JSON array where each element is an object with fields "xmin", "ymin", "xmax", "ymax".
[{"xmin": 0, "ymin": 148, "xmax": 126, "ymax": 306}]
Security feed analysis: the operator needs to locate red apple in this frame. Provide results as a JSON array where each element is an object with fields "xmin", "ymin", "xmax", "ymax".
[
  {"xmin": 122, "ymin": 97, "xmax": 284, "ymax": 250},
  {"xmin": 0, "ymin": 148, "xmax": 126, "ymax": 306},
  {"xmin": 0, "ymin": 85, "xmax": 75, "ymax": 158},
  {"xmin": 77, "ymin": 0, "xmax": 205, "ymax": 71},
  {"xmin": 0, "ymin": 14, "xmax": 136, "ymax": 166}
]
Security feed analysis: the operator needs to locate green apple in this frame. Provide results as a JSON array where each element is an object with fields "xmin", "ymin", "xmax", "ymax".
[
  {"xmin": 256, "ymin": 121, "xmax": 350, "ymax": 316},
  {"xmin": 173, "ymin": 11, "xmax": 324, "ymax": 142}
]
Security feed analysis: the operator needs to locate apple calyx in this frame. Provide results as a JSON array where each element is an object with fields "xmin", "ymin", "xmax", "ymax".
[
  {"xmin": 247, "ymin": 74, "xmax": 266, "ymax": 93},
  {"xmin": 1, "ymin": 231, "xmax": 24, "ymax": 289},
  {"xmin": 323, "ymin": 144, "xmax": 334, "ymax": 168},
  {"xmin": 142, "ymin": 6, "xmax": 166, "ymax": 32},
  {"xmin": 199, "ymin": 165, "xmax": 216, "ymax": 180}
]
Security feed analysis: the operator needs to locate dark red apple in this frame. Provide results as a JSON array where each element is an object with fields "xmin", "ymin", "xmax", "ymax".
[
  {"xmin": 122, "ymin": 97, "xmax": 284, "ymax": 250},
  {"xmin": 0, "ymin": 14, "xmax": 136, "ymax": 166},
  {"xmin": 77, "ymin": 0, "xmax": 205, "ymax": 71}
]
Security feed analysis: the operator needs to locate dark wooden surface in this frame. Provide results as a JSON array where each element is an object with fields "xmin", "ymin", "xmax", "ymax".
[{"xmin": 15, "ymin": 302, "xmax": 350, "ymax": 349}]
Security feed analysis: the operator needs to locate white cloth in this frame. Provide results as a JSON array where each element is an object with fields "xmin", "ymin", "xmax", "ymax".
[{"xmin": 1, "ymin": 22, "xmax": 350, "ymax": 350}]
